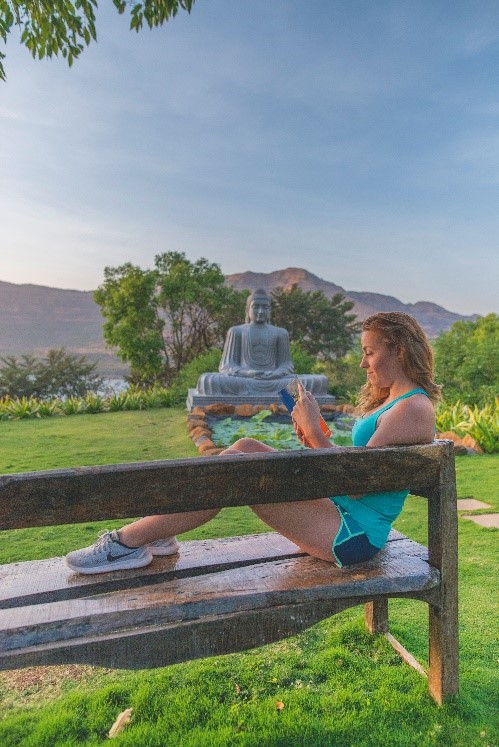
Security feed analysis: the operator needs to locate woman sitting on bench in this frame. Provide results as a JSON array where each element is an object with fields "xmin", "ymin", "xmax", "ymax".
[{"xmin": 65, "ymin": 312, "xmax": 440, "ymax": 574}]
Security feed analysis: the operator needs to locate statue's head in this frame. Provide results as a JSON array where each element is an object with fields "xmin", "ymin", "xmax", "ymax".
[{"xmin": 245, "ymin": 288, "xmax": 271, "ymax": 324}]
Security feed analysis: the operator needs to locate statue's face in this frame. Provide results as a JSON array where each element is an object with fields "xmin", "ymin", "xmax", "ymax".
[{"xmin": 248, "ymin": 299, "xmax": 270, "ymax": 324}]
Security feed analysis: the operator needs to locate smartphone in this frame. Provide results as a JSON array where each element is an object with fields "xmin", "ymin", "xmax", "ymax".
[{"xmin": 278, "ymin": 378, "xmax": 331, "ymax": 444}]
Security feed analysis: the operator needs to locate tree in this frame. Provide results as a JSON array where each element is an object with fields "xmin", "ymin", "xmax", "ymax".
[
  {"xmin": 270, "ymin": 284, "xmax": 360, "ymax": 361},
  {"xmin": 95, "ymin": 252, "xmax": 247, "ymax": 385},
  {"xmin": 0, "ymin": 348, "xmax": 102, "ymax": 399},
  {"xmin": 433, "ymin": 313, "xmax": 498, "ymax": 406},
  {"xmin": 0, "ymin": 0, "xmax": 195, "ymax": 81}
]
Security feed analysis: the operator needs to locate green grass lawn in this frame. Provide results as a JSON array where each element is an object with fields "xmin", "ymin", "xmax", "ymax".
[{"xmin": 0, "ymin": 410, "xmax": 497, "ymax": 747}]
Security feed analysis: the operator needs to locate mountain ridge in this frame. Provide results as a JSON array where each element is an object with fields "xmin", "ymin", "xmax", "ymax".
[
  {"xmin": 225, "ymin": 268, "xmax": 478, "ymax": 336},
  {"xmin": 0, "ymin": 273, "xmax": 479, "ymax": 375}
]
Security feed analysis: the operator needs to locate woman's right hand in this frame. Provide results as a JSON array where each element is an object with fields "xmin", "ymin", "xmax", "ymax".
[
  {"xmin": 292, "ymin": 382, "xmax": 334, "ymax": 449},
  {"xmin": 292, "ymin": 420, "xmax": 308, "ymax": 446}
]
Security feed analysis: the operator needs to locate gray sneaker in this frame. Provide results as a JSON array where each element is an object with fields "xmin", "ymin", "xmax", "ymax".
[
  {"xmin": 65, "ymin": 530, "xmax": 153, "ymax": 575},
  {"xmin": 147, "ymin": 536, "xmax": 180, "ymax": 556}
]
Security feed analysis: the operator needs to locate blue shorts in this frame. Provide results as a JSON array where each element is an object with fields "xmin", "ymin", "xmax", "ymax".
[{"xmin": 332, "ymin": 503, "xmax": 381, "ymax": 568}]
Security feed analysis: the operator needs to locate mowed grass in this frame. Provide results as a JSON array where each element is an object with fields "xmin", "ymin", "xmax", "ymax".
[{"xmin": 0, "ymin": 411, "xmax": 497, "ymax": 747}]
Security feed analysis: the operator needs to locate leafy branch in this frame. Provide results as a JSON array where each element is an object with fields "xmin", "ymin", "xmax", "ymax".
[{"xmin": 0, "ymin": 0, "xmax": 195, "ymax": 81}]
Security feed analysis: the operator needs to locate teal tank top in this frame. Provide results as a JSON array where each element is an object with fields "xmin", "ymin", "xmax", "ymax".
[{"xmin": 332, "ymin": 388, "xmax": 430, "ymax": 548}]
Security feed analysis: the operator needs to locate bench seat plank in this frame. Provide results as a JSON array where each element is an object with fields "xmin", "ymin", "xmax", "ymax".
[
  {"xmin": 0, "ymin": 535, "xmax": 438, "ymax": 671},
  {"xmin": 0, "ymin": 533, "xmax": 303, "ymax": 609},
  {"xmin": 0, "ymin": 530, "xmax": 407, "ymax": 609}
]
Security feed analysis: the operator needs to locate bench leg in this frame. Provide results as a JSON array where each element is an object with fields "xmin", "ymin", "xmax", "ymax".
[
  {"xmin": 427, "ymin": 443, "xmax": 459, "ymax": 705},
  {"xmin": 365, "ymin": 599, "xmax": 389, "ymax": 634},
  {"xmin": 428, "ymin": 601, "xmax": 459, "ymax": 705}
]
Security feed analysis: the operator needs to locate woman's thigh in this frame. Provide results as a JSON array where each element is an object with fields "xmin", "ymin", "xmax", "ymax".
[
  {"xmin": 227, "ymin": 438, "xmax": 340, "ymax": 562},
  {"xmin": 251, "ymin": 497, "xmax": 341, "ymax": 563}
]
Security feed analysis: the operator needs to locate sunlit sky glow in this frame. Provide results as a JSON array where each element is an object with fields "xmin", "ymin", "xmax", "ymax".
[{"xmin": 1, "ymin": 0, "xmax": 498, "ymax": 315}]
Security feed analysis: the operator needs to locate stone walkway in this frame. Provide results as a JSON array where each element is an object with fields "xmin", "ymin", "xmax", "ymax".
[{"xmin": 457, "ymin": 498, "xmax": 499, "ymax": 529}]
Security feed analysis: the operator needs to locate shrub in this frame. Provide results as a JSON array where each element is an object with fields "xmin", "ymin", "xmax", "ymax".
[
  {"xmin": 169, "ymin": 348, "xmax": 223, "ymax": 404},
  {"xmin": 434, "ymin": 314, "xmax": 498, "ymax": 406},
  {"xmin": 0, "ymin": 348, "xmax": 102, "ymax": 399},
  {"xmin": 1, "ymin": 396, "xmax": 40, "ymax": 419},
  {"xmin": 436, "ymin": 399, "xmax": 498, "ymax": 453},
  {"xmin": 289, "ymin": 341, "xmax": 319, "ymax": 375},
  {"xmin": 318, "ymin": 346, "xmax": 365, "ymax": 402},
  {"xmin": 59, "ymin": 396, "xmax": 84, "ymax": 415}
]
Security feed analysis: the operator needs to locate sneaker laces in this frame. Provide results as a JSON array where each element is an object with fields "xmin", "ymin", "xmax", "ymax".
[{"xmin": 90, "ymin": 530, "xmax": 113, "ymax": 555}]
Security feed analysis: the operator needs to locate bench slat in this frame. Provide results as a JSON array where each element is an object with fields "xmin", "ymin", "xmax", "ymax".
[
  {"xmin": 0, "ymin": 533, "xmax": 304, "ymax": 609},
  {"xmin": 0, "ymin": 443, "xmax": 445, "ymax": 530},
  {"xmin": 0, "ymin": 530, "xmax": 407, "ymax": 610},
  {"xmin": 0, "ymin": 536, "xmax": 438, "ymax": 670}
]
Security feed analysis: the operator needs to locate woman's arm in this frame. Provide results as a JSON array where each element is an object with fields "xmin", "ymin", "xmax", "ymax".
[{"xmin": 366, "ymin": 395, "xmax": 435, "ymax": 448}]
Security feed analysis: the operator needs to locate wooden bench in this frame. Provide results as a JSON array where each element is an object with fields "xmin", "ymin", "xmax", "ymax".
[{"xmin": 0, "ymin": 441, "xmax": 458, "ymax": 704}]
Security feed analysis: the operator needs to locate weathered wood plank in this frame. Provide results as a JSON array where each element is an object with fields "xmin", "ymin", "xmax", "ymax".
[
  {"xmin": 0, "ymin": 443, "xmax": 445, "ymax": 530},
  {"xmin": 0, "ymin": 538, "xmax": 439, "ymax": 665},
  {"xmin": 365, "ymin": 599, "xmax": 389, "ymax": 633},
  {"xmin": 0, "ymin": 530, "xmax": 407, "ymax": 609},
  {"xmin": 0, "ymin": 533, "xmax": 304, "ymax": 609},
  {"xmin": 0, "ymin": 600, "xmax": 375, "ymax": 670},
  {"xmin": 427, "ymin": 440, "xmax": 459, "ymax": 704}
]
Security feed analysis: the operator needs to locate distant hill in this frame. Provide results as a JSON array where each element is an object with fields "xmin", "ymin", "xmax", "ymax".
[
  {"xmin": 0, "ymin": 272, "xmax": 478, "ymax": 376},
  {"xmin": 225, "ymin": 268, "xmax": 478, "ymax": 337},
  {"xmin": 0, "ymin": 280, "xmax": 126, "ymax": 377}
]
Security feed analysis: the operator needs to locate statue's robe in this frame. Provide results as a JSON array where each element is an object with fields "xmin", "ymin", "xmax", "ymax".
[{"xmin": 197, "ymin": 323, "xmax": 328, "ymax": 396}]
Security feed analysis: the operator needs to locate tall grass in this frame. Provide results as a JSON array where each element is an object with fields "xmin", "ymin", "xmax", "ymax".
[{"xmin": 0, "ymin": 385, "xmax": 173, "ymax": 421}]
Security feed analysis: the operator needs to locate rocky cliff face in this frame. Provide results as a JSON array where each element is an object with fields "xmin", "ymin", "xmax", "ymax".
[{"xmin": 225, "ymin": 268, "xmax": 477, "ymax": 337}]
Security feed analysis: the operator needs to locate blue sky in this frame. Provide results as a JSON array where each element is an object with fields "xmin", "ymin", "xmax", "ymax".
[{"xmin": 1, "ymin": 0, "xmax": 498, "ymax": 316}]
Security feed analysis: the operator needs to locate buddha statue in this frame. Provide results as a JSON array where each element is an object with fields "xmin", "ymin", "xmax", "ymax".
[{"xmin": 196, "ymin": 288, "xmax": 330, "ymax": 396}]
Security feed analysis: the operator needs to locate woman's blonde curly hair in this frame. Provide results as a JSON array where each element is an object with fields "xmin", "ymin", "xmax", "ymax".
[{"xmin": 357, "ymin": 312, "xmax": 441, "ymax": 415}]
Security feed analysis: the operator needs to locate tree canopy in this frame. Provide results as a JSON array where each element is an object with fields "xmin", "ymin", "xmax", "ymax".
[
  {"xmin": 433, "ymin": 313, "xmax": 498, "ymax": 406},
  {"xmin": 270, "ymin": 284, "xmax": 360, "ymax": 362},
  {"xmin": 0, "ymin": 0, "xmax": 195, "ymax": 81},
  {"xmin": 0, "ymin": 347, "xmax": 102, "ymax": 399},
  {"xmin": 95, "ymin": 252, "xmax": 247, "ymax": 386}
]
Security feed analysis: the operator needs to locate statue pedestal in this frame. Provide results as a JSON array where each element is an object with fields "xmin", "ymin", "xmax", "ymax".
[{"xmin": 187, "ymin": 389, "xmax": 336, "ymax": 412}]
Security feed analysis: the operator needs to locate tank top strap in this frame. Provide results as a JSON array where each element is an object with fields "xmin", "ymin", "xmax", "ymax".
[
  {"xmin": 372, "ymin": 388, "xmax": 429, "ymax": 418},
  {"xmin": 352, "ymin": 388, "xmax": 430, "ymax": 447}
]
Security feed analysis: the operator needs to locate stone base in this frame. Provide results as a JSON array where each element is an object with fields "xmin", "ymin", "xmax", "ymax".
[{"xmin": 187, "ymin": 389, "xmax": 335, "ymax": 412}]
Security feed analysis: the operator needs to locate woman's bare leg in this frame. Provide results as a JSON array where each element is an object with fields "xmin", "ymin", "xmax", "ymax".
[
  {"xmin": 118, "ymin": 436, "xmax": 340, "ymax": 562},
  {"xmin": 221, "ymin": 439, "xmax": 341, "ymax": 563},
  {"xmin": 116, "ymin": 439, "xmax": 255, "ymax": 547},
  {"xmin": 250, "ymin": 499, "xmax": 340, "ymax": 563},
  {"xmin": 118, "ymin": 509, "xmax": 221, "ymax": 547}
]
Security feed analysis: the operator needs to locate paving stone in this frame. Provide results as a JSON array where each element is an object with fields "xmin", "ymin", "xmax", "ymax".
[
  {"xmin": 457, "ymin": 499, "xmax": 492, "ymax": 511},
  {"xmin": 461, "ymin": 514, "xmax": 499, "ymax": 528}
]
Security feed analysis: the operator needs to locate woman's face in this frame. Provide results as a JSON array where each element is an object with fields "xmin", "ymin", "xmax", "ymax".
[{"xmin": 360, "ymin": 330, "xmax": 403, "ymax": 389}]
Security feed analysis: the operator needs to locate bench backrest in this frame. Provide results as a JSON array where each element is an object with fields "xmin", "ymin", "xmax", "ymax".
[{"xmin": 0, "ymin": 441, "xmax": 456, "ymax": 538}]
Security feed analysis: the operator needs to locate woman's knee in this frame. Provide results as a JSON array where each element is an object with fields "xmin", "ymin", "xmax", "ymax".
[
  {"xmin": 194, "ymin": 508, "xmax": 221, "ymax": 522},
  {"xmin": 231, "ymin": 437, "xmax": 275, "ymax": 453}
]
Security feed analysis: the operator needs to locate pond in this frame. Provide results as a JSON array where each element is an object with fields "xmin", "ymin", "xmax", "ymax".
[{"xmin": 209, "ymin": 410, "xmax": 354, "ymax": 450}]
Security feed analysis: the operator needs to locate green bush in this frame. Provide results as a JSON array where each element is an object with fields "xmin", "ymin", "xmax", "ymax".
[
  {"xmin": 289, "ymin": 340, "xmax": 318, "ymax": 375},
  {"xmin": 169, "ymin": 348, "xmax": 223, "ymax": 404},
  {"xmin": 434, "ymin": 314, "xmax": 498, "ymax": 406},
  {"xmin": 0, "ymin": 385, "xmax": 173, "ymax": 421},
  {"xmin": 0, "ymin": 396, "xmax": 40, "ymax": 419},
  {"xmin": 318, "ymin": 346, "xmax": 365, "ymax": 402},
  {"xmin": 436, "ymin": 399, "xmax": 498, "ymax": 453}
]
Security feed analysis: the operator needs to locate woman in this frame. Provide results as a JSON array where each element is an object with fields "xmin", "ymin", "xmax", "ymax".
[{"xmin": 65, "ymin": 312, "xmax": 439, "ymax": 574}]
